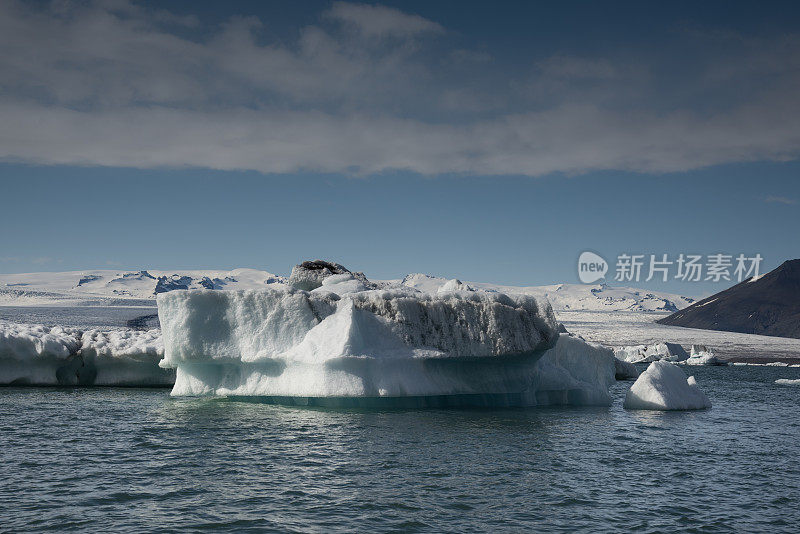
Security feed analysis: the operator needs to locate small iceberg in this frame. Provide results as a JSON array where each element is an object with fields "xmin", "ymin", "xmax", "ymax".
[
  {"xmin": 613, "ymin": 357, "xmax": 640, "ymax": 380},
  {"xmin": 775, "ymin": 379, "xmax": 800, "ymax": 386},
  {"xmin": 623, "ymin": 361, "xmax": 711, "ymax": 411},
  {"xmin": 613, "ymin": 342, "xmax": 688, "ymax": 363},
  {"xmin": 684, "ymin": 344, "xmax": 727, "ymax": 366}
]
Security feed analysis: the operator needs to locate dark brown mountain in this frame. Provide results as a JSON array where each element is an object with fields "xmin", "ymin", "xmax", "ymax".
[{"xmin": 657, "ymin": 259, "xmax": 800, "ymax": 339}]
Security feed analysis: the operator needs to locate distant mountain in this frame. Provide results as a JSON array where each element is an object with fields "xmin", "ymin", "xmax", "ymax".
[
  {"xmin": 0, "ymin": 267, "xmax": 696, "ymax": 313},
  {"xmin": 399, "ymin": 274, "xmax": 695, "ymax": 312},
  {"xmin": 0, "ymin": 268, "xmax": 285, "ymax": 304},
  {"xmin": 657, "ymin": 259, "xmax": 800, "ymax": 339}
]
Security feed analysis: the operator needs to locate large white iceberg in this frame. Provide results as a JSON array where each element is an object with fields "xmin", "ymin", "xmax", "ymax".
[
  {"xmin": 0, "ymin": 320, "xmax": 172, "ymax": 386},
  {"xmin": 623, "ymin": 361, "xmax": 711, "ymax": 410},
  {"xmin": 157, "ymin": 285, "xmax": 618, "ymax": 407}
]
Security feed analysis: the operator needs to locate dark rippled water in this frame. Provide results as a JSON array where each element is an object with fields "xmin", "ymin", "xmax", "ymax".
[{"xmin": 2, "ymin": 365, "xmax": 800, "ymax": 532}]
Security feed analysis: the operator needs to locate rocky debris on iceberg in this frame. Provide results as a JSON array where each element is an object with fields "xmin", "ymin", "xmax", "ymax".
[
  {"xmin": 623, "ymin": 360, "xmax": 711, "ymax": 410},
  {"xmin": 613, "ymin": 342, "xmax": 689, "ymax": 363},
  {"xmin": 684, "ymin": 344, "xmax": 727, "ymax": 366},
  {"xmin": 0, "ymin": 320, "xmax": 172, "ymax": 386},
  {"xmin": 288, "ymin": 260, "xmax": 376, "ymax": 291},
  {"xmin": 157, "ymin": 261, "xmax": 620, "ymax": 406}
]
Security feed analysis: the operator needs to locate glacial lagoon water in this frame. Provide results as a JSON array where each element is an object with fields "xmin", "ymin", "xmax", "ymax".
[{"xmin": 2, "ymin": 365, "xmax": 800, "ymax": 532}]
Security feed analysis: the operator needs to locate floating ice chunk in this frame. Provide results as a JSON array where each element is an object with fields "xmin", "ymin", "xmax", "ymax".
[
  {"xmin": 623, "ymin": 361, "xmax": 711, "ymax": 411},
  {"xmin": 530, "ymin": 334, "xmax": 617, "ymax": 406},
  {"xmin": 158, "ymin": 286, "xmax": 619, "ymax": 406},
  {"xmin": 776, "ymin": 379, "xmax": 800, "ymax": 385},
  {"xmin": 78, "ymin": 328, "xmax": 171, "ymax": 385},
  {"xmin": 614, "ymin": 357, "xmax": 640, "ymax": 380},
  {"xmin": 613, "ymin": 342, "xmax": 688, "ymax": 363},
  {"xmin": 0, "ymin": 320, "xmax": 171, "ymax": 386},
  {"xmin": 684, "ymin": 344, "xmax": 727, "ymax": 366}
]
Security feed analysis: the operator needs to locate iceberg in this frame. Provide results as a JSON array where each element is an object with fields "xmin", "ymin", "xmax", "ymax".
[
  {"xmin": 157, "ymin": 282, "xmax": 618, "ymax": 407},
  {"xmin": 0, "ymin": 320, "xmax": 172, "ymax": 386},
  {"xmin": 623, "ymin": 361, "xmax": 711, "ymax": 411},
  {"xmin": 684, "ymin": 344, "xmax": 727, "ymax": 366},
  {"xmin": 613, "ymin": 342, "xmax": 688, "ymax": 363},
  {"xmin": 614, "ymin": 357, "xmax": 640, "ymax": 380}
]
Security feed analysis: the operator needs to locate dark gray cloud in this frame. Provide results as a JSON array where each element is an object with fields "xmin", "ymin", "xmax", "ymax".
[{"xmin": 0, "ymin": 0, "xmax": 799, "ymax": 176}]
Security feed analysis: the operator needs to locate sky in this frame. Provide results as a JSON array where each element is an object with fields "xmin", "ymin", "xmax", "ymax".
[{"xmin": 1, "ymin": 0, "xmax": 799, "ymax": 296}]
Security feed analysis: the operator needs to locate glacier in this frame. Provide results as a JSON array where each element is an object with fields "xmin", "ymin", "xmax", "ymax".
[
  {"xmin": 157, "ymin": 281, "xmax": 619, "ymax": 406},
  {"xmin": 624, "ymin": 361, "xmax": 711, "ymax": 411}
]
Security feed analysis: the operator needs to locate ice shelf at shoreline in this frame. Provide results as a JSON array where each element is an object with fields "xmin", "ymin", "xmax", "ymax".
[{"xmin": 156, "ymin": 282, "xmax": 619, "ymax": 406}]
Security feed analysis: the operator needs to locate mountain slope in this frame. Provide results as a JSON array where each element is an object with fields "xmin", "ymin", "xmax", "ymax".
[
  {"xmin": 0, "ymin": 269, "xmax": 285, "ymax": 305},
  {"xmin": 657, "ymin": 259, "xmax": 800, "ymax": 339}
]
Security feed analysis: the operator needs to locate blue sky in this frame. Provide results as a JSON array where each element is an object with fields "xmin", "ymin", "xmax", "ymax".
[{"xmin": 1, "ymin": 1, "xmax": 799, "ymax": 296}]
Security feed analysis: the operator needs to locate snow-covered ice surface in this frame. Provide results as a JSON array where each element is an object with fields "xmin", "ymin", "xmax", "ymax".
[
  {"xmin": 557, "ymin": 310, "xmax": 800, "ymax": 361},
  {"xmin": 0, "ymin": 320, "xmax": 171, "ymax": 386},
  {"xmin": 397, "ymin": 274, "xmax": 695, "ymax": 312},
  {"xmin": 0, "ymin": 268, "xmax": 284, "ymax": 305},
  {"xmin": 624, "ymin": 361, "xmax": 712, "ymax": 410},
  {"xmin": 1, "ymin": 268, "xmax": 692, "ymax": 311},
  {"xmin": 157, "ymin": 286, "xmax": 618, "ymax": 406},
  {"xmin": 613, "ymin": 342, "xmax": 689, "ymax": 363}
]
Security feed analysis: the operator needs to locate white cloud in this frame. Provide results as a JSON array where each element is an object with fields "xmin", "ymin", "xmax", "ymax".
[
  {"xmin": 0, "ymin": 0, "xmax": 799, "ymax": 177},
  {"xmin": 765, "ymin": 196, "xmax": 798, "ymax": 205},
  {"xmin": 325, "ymin": 2, "xmax": 444, "ymax": 38}
]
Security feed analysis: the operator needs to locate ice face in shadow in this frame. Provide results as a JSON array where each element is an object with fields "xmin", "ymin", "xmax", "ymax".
[
  {"xmin": 158, "ymin": 286, "xmax": 618, "ymax": 407},
  {"xmin": 624, "ymin": 361, "xmax": 711, "ymax": 411},
  {"xmin": 614, "ymin": 357, "xmax": 640, "ymax": 380}
]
